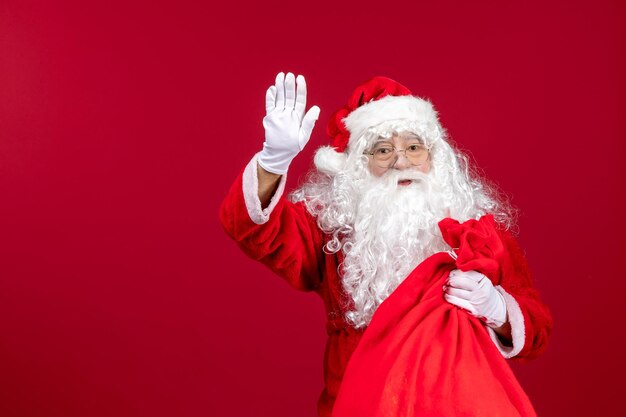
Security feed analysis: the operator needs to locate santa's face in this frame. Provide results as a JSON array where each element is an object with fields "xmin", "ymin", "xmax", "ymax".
[{"xmin": 366, "ymin": 133, "xmax": 431, "ymax": 179}]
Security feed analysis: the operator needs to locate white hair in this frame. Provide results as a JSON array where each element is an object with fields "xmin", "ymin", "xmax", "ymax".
[{"xmin": 290, "ymin": 127, "xmax": 516, "ymax": 328}]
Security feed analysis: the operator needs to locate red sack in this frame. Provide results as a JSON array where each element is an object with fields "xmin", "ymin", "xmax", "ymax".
[{"xmin": 331, "ymin": 215, "xmax": 536, "ymax": 417}]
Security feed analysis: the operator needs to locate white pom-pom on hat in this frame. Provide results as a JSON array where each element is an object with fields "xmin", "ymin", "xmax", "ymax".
[{"xmin": 314, "ymin": 145, "xmax": 348, "ymax": 175}]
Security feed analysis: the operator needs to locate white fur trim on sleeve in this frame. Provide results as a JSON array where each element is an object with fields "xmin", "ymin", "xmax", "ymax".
[
  {"xmin": 242, "ymin": 153, "xmax": 287, "ymax": 225},
  {"xmin": 486, "ymin": 286, "xmax": 526, "ymax": 358}
]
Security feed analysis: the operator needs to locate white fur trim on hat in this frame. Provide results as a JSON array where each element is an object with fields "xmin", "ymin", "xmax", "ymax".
[{"xmin": 343, "ymin": 95, "xmax": 443, "ymax": 149}]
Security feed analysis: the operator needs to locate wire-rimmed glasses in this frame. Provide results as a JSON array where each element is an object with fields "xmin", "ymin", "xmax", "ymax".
[{"xmin": 366, "ymin": 142, "xmax": 430, "ymax": 168}]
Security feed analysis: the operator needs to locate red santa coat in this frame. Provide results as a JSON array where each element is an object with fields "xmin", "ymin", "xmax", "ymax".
[{"xmin": 219, "ymin": 157, "xmax": 553, "ymax": 417}]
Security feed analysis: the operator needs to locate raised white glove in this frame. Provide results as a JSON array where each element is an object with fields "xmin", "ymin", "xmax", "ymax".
[
  {"xmin": 257, "ymin": 72, "xmax": 320, "ymax": 175},
  {"xmin": 443, "ymin": 269, "xmax": 507, "ymax": 328}
]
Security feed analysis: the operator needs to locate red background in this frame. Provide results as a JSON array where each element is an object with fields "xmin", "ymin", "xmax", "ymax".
[{"xmin": 1, "ymin": 1, "xmax": 624, "ymax": 416}]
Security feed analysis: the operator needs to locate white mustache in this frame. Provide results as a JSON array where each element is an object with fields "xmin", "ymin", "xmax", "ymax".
[{"xmin": 374, "ymin": 170, "xmax": 431, "ymax": 189}]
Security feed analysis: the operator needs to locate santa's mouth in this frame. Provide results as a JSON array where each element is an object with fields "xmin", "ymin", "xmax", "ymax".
[{"xmin": 398, "ymin": 179, "xmax": 413, "ymax": 186}]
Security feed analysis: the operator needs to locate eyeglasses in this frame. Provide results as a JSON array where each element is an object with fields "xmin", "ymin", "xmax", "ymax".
[{"xmin": 366, "ymin": 142, "xmax": 430, "ymax": 168}]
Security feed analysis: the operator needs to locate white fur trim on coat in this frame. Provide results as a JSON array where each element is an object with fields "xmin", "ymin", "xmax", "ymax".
[
  {"xmin": 242, "ymin": 153, "xmax": 287, "ymax": 225},
  {"xmin": 487, "ymin": 286, "xmax": 526, "ymax": 358}
]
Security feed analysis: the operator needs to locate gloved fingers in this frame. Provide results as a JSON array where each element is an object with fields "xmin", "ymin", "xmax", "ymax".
[
  {"xmin": 299, "ymin": 105, "xmax": 320, "ymax": 149},
  {"xmin": 444, "ymin": 294, "xmax": 475, "ymax": 314},
  {"xmin": 284, "ymin": 72, "xmax": 296, "ymax": 110},
  {"xmin": 450, "ymin": 269, "xmax": 486, "ymax": 282},
  {"xmin": 274, "ymin": 72, "xmax": 285, "ymax": 109},
  {"xmin": 265, "ymin": 85, "xmax": 276, "ymax": 114},
  {"xmin": 294, "ymin": 74, "xmax": 307, "ymax": 115},
  {"xmin": 444, "ymin": 286, "xmax": 473, "ymax": 300},
  {"xmin": 447, "ymin": 275, "xmax": 481, "ymax": 291}
]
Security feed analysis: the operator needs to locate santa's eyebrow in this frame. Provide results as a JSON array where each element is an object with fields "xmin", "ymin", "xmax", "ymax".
[
  {"xmin": 374, "ymin": 134, "xmax": 424, "ymax": 144},
  {"xmin": 373, "ymin": 138, "xmax": 394, "ymax": 146},
  {"xmin": 399, "ymin": 133, "xmax": 424, "ymax": 142}
]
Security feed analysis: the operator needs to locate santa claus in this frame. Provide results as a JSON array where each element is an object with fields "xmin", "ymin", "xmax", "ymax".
[{"xmin": 220, "ymin": 72, "xmax": 552, "ymax": 417}]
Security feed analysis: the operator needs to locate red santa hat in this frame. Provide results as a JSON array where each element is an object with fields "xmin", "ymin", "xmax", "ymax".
[{"xmin": 314, "ymin": 76, "xmax": 444, "ymax": 174}]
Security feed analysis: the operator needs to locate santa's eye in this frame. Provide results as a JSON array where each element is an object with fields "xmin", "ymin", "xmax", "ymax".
[
  {"xmin": 406, "ymin": 144, "xmax": 425, "ymax": 153},
  {"xmin": 374, "ymin": 146, "xmax": 393, "ymax": 155},
  {"xmin": 374, "ymin": 147, "xmax": 394, "ymax": 155}
]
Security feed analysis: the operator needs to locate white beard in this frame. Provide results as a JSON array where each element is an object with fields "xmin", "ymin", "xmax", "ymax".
[{"xmin": 341, "ymin": 169, "xmax": 451, "ymax": 328}]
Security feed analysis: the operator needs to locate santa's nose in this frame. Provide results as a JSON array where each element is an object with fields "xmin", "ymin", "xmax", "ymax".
[{"xmin": 391, "ymin": 152, "xmax": 412, "ymax": 170}]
